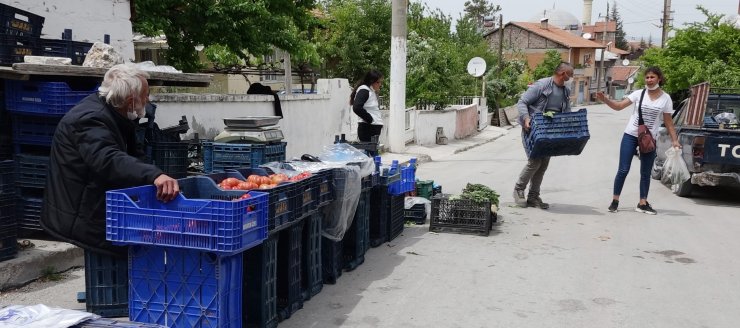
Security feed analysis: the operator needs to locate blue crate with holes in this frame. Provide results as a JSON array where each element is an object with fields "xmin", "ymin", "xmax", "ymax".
[
  {"xmin": 389, "ymin": 165, "xmax": 415, "ymax": 196},
  {"xmin": 16, "ymin": 189, "xmax": 42, "ymax": 234},
  {"xmin": 0, "ymin": 3, "xmax": 45, "ymax": 37},
  {"xmin": 10, "ymin": 114, "xmax": 60, "ymax": 147},
  {"xmin": 0, "ymin": 160, "xmax": 14, "ymax": 197},
  {"xmin": 14, "ymin": 153, "xmax": 48, "ymax": 188},
  {"xmin": 72, "ymin": 318, "xmax": 166, "ymax": 327},
  {"xmin": 203, "ymin": 142, "xmax": 286, "ymax": 173},
  {"xmin": 0, "ymin": 34, "xmax": 41, "ymax": 66},
  {"xmin": 129, "ymin": 245, "xmax": 242, "ymax": 328},
  {"xmin": 243, "ymin": 234, "xmax": 278, "ymax": 328},
  {"xmin": 40, "ymin": 38, "xmax": 93, "ymax": 65},
  {"xmin": 83, "ymin": 250, "xmax": 128, "ymax": 318},
  {"xmin": 5, "ymin": 80, "xmax": 98, "ymax": 116},
  {"xmin": 276, "ymin": 218, "xmax": 304, "ymax": 321},
  {"xmin": 106, "ymin": 176, "xmax": 268, "ymax": 254},
  {"xmin": 314, "ymin": 169, "xmax": 334, "ymax": 206},
  {"xmin": 301, "ymin": 211, "xmax": 322, "ymax": 301},
  {"xmin": 525, "ymin": 109, "xmax": 590, "ymax": 159}
]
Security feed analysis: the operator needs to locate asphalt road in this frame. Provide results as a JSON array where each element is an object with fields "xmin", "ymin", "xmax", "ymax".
[{"xmin": 2, "ymin": 103, "xmax": 739, "ymax": 327}]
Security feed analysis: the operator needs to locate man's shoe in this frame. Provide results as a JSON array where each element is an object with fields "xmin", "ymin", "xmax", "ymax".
[
  {"xmin": 635, "ymin": 202, "xmax": 657, "ymax": 215},
  {"xmin": 526, "ymin": 196, "xmax": 549, "ymax": 209},
  {"xmin": 608, "ymin": 200, "xmax": 619, "ymax": 213},
  {"xmin": 513, "ymin": 189, "xmax": 526, "ymax": 206}
]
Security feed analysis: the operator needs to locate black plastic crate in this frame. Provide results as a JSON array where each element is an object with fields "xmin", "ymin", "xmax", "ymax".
[
  {"xmin": 0, "ymin": 194, "xmax": 15, "ymax": 232},
  {"xmin": 314, "ymin": 169, "xmax": 334, "ymax": 206},
  {"xmin": 229, "ymin": 168, "xmax": 297, "ymax": 232},
  {"xmin": 343, "ymin": 188, "xmax": 370, "ymax": 271},
  {"xmin": 10, "ymin": 114, "xmax": 60, "ymax": 147},
  {"xmin": 72, "ymin": 318, "xmax": 166, "ymax": 328},
  {"xmin": 0, "ymin": 227, "xmax": 18, "ymax": 262},
  {"xmin": 430, "ymin": 194, "xmax": 492, "ymax": 236},
  {"xmin": 40, "ymin": 38, "xmax": 93, "ymax": 65},
  {"xmin": 14, "ymin": 153, "xmax": 48, "ymax": 188},
  {"xmin": 404, "ymin": 204, "xmax": 427, "ymax": 225},
  {"xmin": 321, "ymin": 236, "xmax": 342, "ymax": 285},
  {"xmin": 301, "ymin": 211, "xmax": 322, "ymax": 301},
  {"xmin": 84, "ymin": 250, "xmax": 128, "ymax": 317},
  {"xmin": 276, "ymin": 219, "xmax": 304, "ymax": 321},
  {"xmin": 0, "ymin": 34, "xmax": 41, "ymax": 66},
  {"xmin": 293, "ymin": 177, "xmax": 317, "ymax": 221},
  {"xmin": 243, "ymin": 235, "xmax": 278, "ymax": 328},
  {"xmin": 369, "ymin": 185, "xmax": 388, "ymax": 248},
  {"xmin": 0, "ymin": 135, "xmax": 11, "ymax": 160},
  {"xmin": 387, "ymin": 194, "xmax": 405, "ymax": 242},
  {"xmin": 16, "ymin": 188, "xmax": 43, "ymax": 234},
  {"xmin": 0, "ymin": 159, "xmax": 14, "ymax": 197},
  {"xmin": 0, "ymin": 3, "xmax": 45, "ymax": 37},
  {"xmin": 151, "ymin": 141, "xmax": 189, "ymax": 179}
]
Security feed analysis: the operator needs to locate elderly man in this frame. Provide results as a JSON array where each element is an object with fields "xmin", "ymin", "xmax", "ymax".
[
  {"xmin": 513, "ymin": 62, "xmax": 574, "ymax": 209},
  {"xmin": 41, "ymin": 64, "xmax": 179, "ymax": 257}
]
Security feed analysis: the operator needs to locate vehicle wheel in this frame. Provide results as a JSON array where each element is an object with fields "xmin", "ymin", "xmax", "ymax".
[
  {"xmin": 651, "ymin": 160, "xmax": 663, "ymax": 180},
  {"xmin": 675, "ymin": 178, "xmax": 693, "ymax": 197}
]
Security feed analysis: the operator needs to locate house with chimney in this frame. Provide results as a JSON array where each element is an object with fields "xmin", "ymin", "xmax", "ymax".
[{"xmin": 483, "ymin": 19, "xmax": 604, "ymax": 105}]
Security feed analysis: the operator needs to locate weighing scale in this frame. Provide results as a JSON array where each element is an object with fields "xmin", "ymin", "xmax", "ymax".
[{"xmin": 214, "ymin": 116, "xmax": 284, "ymax": 143}]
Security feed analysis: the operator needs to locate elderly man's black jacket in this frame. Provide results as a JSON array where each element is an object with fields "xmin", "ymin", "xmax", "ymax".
[{"xmin": 41, "ymin": 94, "xmax": 163, "ymax": 257}]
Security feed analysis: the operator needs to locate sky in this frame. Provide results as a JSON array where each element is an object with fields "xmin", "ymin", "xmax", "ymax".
[{"xmin": 419, "ymin": 0, "xmax": 739, "ymax": 44}]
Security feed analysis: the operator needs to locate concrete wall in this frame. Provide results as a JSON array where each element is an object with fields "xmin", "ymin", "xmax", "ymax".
[
  {"xmin": 414, "ymin": 110, "xmax": 457, "ymax": 146},
  {"xmin": 3, "ymin": 0, "xmax": 135, "ymax": 61},
  {"xmin": 150, "ymin": 78, "xmax": 353, "ymax": 159},
  {"xmin": 454, "ymin": 104, "xmax": 478, "ymax": 139}
]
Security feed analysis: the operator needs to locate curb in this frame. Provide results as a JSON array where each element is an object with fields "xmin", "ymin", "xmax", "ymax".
[{"xmin": 0, "ymin": 241, "xmax": 84, "ymax": 291}]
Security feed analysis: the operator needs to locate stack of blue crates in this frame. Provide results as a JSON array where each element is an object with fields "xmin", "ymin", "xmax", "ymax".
[
  {"xmin": 202, "ymin": 142, "xmax": 287, "ymax": 173},
  {"xmin": 525, "ymin": 108, "xmax": 590, "ymax": 158},
  {"xmin": 0, "ymin": 160, "xmax": 16, "ymax": 263},
  {"xmin": 4, "ymin": 79, "xmax": 97, "ymax": 234},
  {"xmin": 106, "ymin": 176, "xmax": 270, "ymax": 327}
]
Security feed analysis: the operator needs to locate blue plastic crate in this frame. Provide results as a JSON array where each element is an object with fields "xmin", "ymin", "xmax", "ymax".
[
  {"xmin": 525, "ymin": 109, "xmax": 590, "ymax": 159},
  {"xmin": 315, "ymin": 169, "xmax": 334, "ymax": 207},
  {"xmin": 40, "ymin": 38, "xmax": 93, "ymax": 65},
  {"xmin": 0, "ymin": 3, "xmax": 45, "ymax": 37},
  {"xmin": 0, "ymin": 34, "xmax": 41, "ymax": 66},
  {"xmin": 14, "ymin": 153, "xmax": 48, "ymax": 189},
  {"xmin": 243, "ymin": 235, "xmax": 278, "ymax": 328},
  {"xmin": 16, "ymin": 192, "xmax": 42, "ymax": 233},
  {"xmin": 0, "ymin": 195, "xmax": 15, "ymax": 232},
  {"xmin": 0, "ymin": 227, "xmax": 18, "ymax": 262},
  {"xmin": 106, "ymin": 176, "xmax": 268, "ymax": 254},
  {"xmin": 276, "ymin": 219, "xmax": 303, "ymax": 321},
  {"xmin": 72, "ymin": 318, "xmax": 166, "ymax": 328},
  {"xmin": 129, "ymin": 246, "xmax": 242, "ymax": 328},
  {"xmin": 0, "ymin": 160, "xmax": 14, "ymax": 197},
  {"xmin": 84, "ymin": 250, "xmax": 128, "ymax": 318},
  {"xmin": 203, "ymin": 142, "xmax": 286, "ymax": 173},
  {"xmin": 389, "ymin": 165, "xmax": 415, "ymax": 196},
  {"xmin": 5, "ymin": 80, "xmax": 97, "ymax": 116},
  {"xmin": 293, "ymin": 176, "xmax": 317, "ymax": 220},
  {"xmin": 301, "ymin": 212, "xmax": 322, "ymax": 301},
  {"xmin": 343, "ymin": 187, "xmax": 370, "ymax": 271},
  {"xmin": 151, "ymin": 142, "xmax": 189, "ymax": 179},
  {"xmin": 10, "ymin": 114, "xmax": 60, "ymax": 147},
  {"xmin": 227, "ymin": 168, "xmax": 297, "ymax": 232}
]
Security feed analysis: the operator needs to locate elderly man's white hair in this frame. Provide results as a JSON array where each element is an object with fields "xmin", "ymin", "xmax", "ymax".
[{"xmin": 98, "ymin": 64, "xmax": 150, "ymax": 109}]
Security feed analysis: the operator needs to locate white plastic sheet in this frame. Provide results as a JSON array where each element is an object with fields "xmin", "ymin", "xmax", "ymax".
[
  {"xmin": 317, "ymin": 143, "xmax": 375, "ymax": 178},
  {"xmin": 0, "ymin": 304, "xmax": 98, "ymax": 328},
  {"xmin": 322, "ymin": 166, "xmax": 361, "ymax": 241},
  {"xmin": 405, "ymin": 197, "xmax": 431, "ymax": 222},
  {"xmin": 661, "ymin": 147, "xmax": 691, "ymax": 192}
]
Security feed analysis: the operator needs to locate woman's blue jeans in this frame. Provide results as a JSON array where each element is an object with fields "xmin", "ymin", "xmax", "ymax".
[{"xmin": 613, "ymin": 133, "xmax": 656, "ymax": 200}]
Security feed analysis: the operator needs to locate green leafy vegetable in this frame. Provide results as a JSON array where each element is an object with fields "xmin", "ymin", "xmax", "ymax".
[{"xmin": 460, "ymin": 183, "xmax": 499, "ymax": 207}]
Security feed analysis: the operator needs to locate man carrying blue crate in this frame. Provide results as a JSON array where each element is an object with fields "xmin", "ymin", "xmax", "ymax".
[
  {"xmin": 41, "ymin": 64, "xmax": 180, "ymax": 257},
  {"xmin": 513, "ymin": 62, "xmax": 574, "ymax": 209}
]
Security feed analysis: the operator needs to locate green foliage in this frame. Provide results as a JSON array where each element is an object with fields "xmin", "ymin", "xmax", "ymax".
[
  {"xmin": 134, "ymin": 0, "xmax": 319, "ymax": 72},
  {"xmin": 460, "ymin": 183, "xmax": 499, "ymax": 207},
  {"xmin": 532, "ymin": 50, "xmax": 562, "ymax": 80},
  {"xmin": 314, "ymin": 0, "xmax": 392, "ymax": 87},
  {"xmin": 486, "ymin": 59, "xmax": 528, "ymax": 108},
  {"xmin": 39, "ymin": 266, "xmax": 63, "ymax": 282},
  {"xmin": 463, "ymin": 0, "xmax": 501, "ymax": 24},
  {"xmin": 640, "ymin": 6, "xmax": 740, "ymax": 94}
]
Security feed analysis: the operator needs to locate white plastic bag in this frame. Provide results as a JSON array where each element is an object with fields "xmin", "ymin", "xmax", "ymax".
[
  {"xmin": 661, "ymin": 147, "xmax": 691, "ymax": 192},
  {"xmin": 0, "ymin": 304, "xmax": 98, "ymax": 328},
  {"xmin": 405, "ymin": 197, "xmax": 432, "ymax": 223}
]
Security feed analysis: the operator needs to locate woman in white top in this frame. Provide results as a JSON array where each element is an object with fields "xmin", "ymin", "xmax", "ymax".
[
  {"xmin": 350, "ymin": 70, "xmax": 384, "ymax": 142},
  {"xmin": 596, "ymin": 66, "xmax": 681, "ymax": 215}
]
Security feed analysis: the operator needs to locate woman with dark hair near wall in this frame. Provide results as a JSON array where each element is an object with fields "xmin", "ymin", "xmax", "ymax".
[
  {"xmin": 350, "ymin": 70, "xmax": 384, "ymax": 142},
  {"xmin": 596, "ymin": 66, "xmax": 680, "ymax": 215}
]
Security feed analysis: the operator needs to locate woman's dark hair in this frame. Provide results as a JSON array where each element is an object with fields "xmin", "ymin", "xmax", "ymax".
[
  {"xmin": 350, "ymin": 70, "xmax": 383, "ymax": 104},
  {"xmin": 644, "ymin": 66, "xmax": 665, "ymax": 86}
]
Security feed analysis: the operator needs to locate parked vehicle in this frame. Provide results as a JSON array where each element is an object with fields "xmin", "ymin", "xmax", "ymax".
[{"xmin": 652, "ymin": 83, "xmax": 740, "ymax": 197}]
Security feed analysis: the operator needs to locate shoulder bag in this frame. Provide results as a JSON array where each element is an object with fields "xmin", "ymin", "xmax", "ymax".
[{"xmin": 637, "ymin": 89, "xmax": 656, "ymax": 154}]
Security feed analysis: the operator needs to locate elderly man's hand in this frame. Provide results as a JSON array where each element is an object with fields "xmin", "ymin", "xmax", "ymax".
[{"xmin": 153, "ymin": 174, "xmax": 179, "ymax": 202}]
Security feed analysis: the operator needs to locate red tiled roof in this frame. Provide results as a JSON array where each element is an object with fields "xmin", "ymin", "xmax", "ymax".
[
  {"xmin": 611, "ymin": 47, "xmax": 630, "ymax": 55},
  {"xmin": 611, "ymin": 66, "xmax": 640, "ymax": 82},
  {"xmin": 509, "ymin": 21, "xmax": 604, "ymax": 49},
  {"xmin": 582, "ymin": 20, "xmax": 617, "ymax": 34}
]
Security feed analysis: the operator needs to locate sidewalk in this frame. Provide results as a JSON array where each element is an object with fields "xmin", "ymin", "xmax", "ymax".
[{"xmin": 0, "ymin": 125, "xmax": 513, "ymax": 291}]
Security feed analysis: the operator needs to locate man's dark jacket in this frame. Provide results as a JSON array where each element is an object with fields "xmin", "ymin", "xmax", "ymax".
[{"xmin": 41, "ymin": 94, "xmax": 163, "ymax": 257}]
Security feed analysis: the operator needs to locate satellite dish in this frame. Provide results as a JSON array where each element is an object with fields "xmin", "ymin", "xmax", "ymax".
[
  {"xmin": 628, "ymin": 77, "xmax": 635, "ymax": 84},
  {"xmin": 582, "ymin": 33, "xmax": 592, "ymax": 39},
  {"xmin": 622, "ymin": 59, "xmax": 630, "ymax": 66},
  {"xmin": 467, "ymin": 57, "xmax": 487, "ymax": 77}
]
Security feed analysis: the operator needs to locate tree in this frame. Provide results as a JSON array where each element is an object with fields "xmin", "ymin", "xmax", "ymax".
[
  {"xmin": 463, "ymin": 0, "xmax": 501, "ymax": 25},
  {"xmin": 531, "ymin": 50, "xmax": 563, "ymax": 80},
  {"xmin": 133, "ymin": 0, "xmax": 319, "ymax": 72},
  {"xmin": 313, "ymin": 0, "xmax": 392, "ymax": 87},
  {"xmin": 610, "ymin": 1, "xmax": 628, "ymax": 50},
  {"xmin": 641, "ymin": 6, "xmax": 740, "ymax": 95}
]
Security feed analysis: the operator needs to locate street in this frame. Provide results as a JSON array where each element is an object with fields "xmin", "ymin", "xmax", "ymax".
[{"xmin": 2, "ymin": 104, "xmax": 740, "ymax": 327}]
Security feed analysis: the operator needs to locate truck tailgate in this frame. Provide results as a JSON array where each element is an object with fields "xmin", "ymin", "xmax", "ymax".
[{"xmin": 704, "ymin": 134, "xmax": 740, "ymax": 165}]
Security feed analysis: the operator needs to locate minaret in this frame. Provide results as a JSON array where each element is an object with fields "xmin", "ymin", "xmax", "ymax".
[{"xmin": 583, "ymin": 0, "xmax": 593, "ymax": 25}]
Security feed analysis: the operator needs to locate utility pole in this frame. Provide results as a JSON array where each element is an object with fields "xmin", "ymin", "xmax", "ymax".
[
  {"xmin": 661, "ymin": 0, "xmax": 672, "ymax": 48},
  {"xmin": 389, "ymin": 0, "xmax": 408, "ymax": 153},
  {"xmin": 498, "ymin": 14, "xmax": 504, "ymax": 73},
  {"xmin": 596, "ymin": 13, "xmax": 608, "ymax": 96}
]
